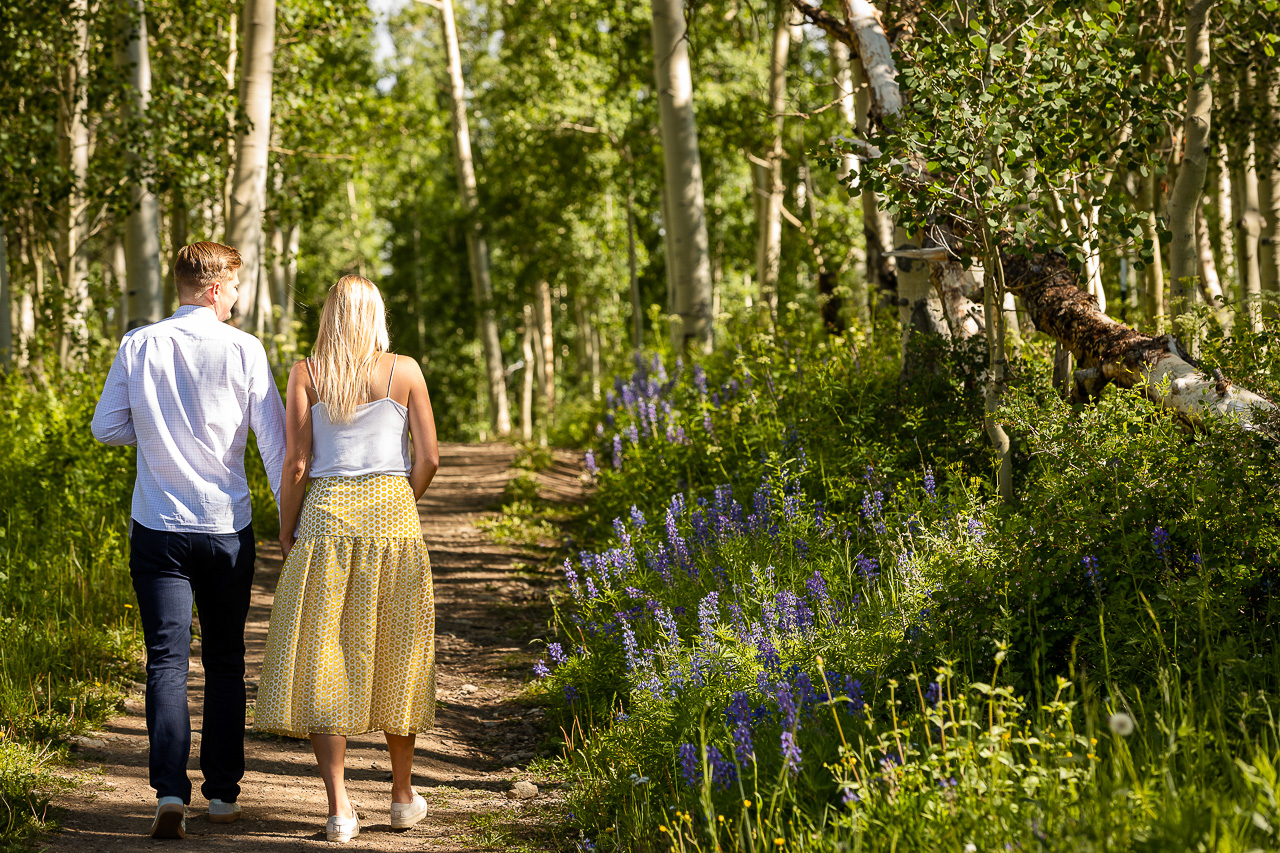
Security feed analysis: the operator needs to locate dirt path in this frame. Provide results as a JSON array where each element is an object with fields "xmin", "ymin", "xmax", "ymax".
[{"xmin": 43, "ymin": 443, "xmax": 584, "ymax": 852}]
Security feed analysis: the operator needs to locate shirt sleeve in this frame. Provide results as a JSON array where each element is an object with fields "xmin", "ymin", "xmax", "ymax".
[
  {"xmin": 91, "ymin": 342, "xmax": 137, "ymax": 447},
  {"xmin": 246, "ymin": 341, "xmax": 287, "ymax": 506}
]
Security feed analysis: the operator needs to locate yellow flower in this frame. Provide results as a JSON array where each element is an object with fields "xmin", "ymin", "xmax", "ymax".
[
  {"xmin": 659, "ymin": 826, "xmax": 668, "ymax": 834},
  {"xmin": 744, "ymin": 799, "xmax": 752, "ymax": 809},
  {"xmin": 124, "ymin": 604, "xmax": 133, "ymax": 609},
  {"xmin": 775, "ymin": 839, "xmax": 785, "ymax": 847},
  {"xmin": 1087, "ymin": 753, "xmax": 1096, "ymax": 760},
  {"xmin": 718, "ymin": 816, "xmax": 725, "ymax": 823}
]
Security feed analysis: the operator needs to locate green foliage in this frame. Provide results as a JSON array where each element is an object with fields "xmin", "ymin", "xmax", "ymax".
[
  {"xmin": 532, "ymin": 316, "xmax": 1280, "ymax": 851},
  {"xmin": 0, "ymin": 740, "xmax": 70, "ymax": 851}
]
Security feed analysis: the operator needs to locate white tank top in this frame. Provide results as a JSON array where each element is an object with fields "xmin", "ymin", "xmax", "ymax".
[{"xmin": 306, "ymin": 358, "xmax": 412, "ymax": 479}]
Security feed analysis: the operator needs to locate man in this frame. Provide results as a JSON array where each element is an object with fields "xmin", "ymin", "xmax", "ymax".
[{"xmin": 92, "ymin": 242, "xmax": 286, "ymax": 839}]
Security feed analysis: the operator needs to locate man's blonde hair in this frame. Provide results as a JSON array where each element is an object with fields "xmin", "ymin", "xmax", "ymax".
[
  {"xmin": 311, "ymin": 275, "xmax": 391, "ymax": 424},
  {"xmin": 174, "ymin": 241, "xmax": 242, "ymax": 297}
]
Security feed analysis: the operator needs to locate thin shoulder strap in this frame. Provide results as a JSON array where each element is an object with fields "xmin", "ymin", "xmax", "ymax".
[
  {"xmin": 305, "ymin": 358, "xmax": 320, "ymax": 401},
  {"xmin": 385, "ymin": 355, "xmax": 397, "ymax": 398}
]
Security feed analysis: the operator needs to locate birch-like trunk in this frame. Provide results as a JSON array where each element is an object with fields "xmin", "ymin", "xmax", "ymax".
[
  {"xmin": 163, "ymin": 190, "xmax": 187, "ymax": 315},
  {"xmin": 1231, "ymin": 67, "xmax": 1264, "ymax": 332},
  {"xmin": 1166, "ymin": 0, "xmax": 1212, "ymax": 324},
  {"xmin": 226, "ymin": 0, "xmax": 275, "ymax": 326},
  {"xmin": 0, "ymin": 224, "xmax": 11, "ymax": 372},
  {"xmin": 833, "ymin": 40, "xmax": 872, "ymax": 335},
  {"xmin": 441, "ymin": 0, "xmax": 510, "ymax": 435},
  {"xmin": 757, "ymin": 0, "xmax": 791, "ymax": 315},
  {"xmin": 626, "ymin": 193, "xmax": 643, "ymax": 355},
  {"xmin": 1196, "ymin": 198, "xmax": 1231, "ymax": 329},
  {"xmin": 1141, "ymin": 169, "xmax": 1166, "ymax": 327},
  {"xmin": 121, "ymin": 0, "xmax": 165, "ymax": 331},
  {"xmin": 1259, "ymin": 64, "xmax": 1280, "ymax": 313},
  {"xmin": 57, "ymin": 0, "xmax": 91, "ymax": 363},
  {"xmin": 535, "ymin": 279, "xmax": 554, "ymax": 424},
  {"xmin": 652, "ymin": 0, "xmax": 713, "ymax": 353},
  {"xmin": 520, "ymin": 304, "xmax": 534, "ymax": 441},
  {"xmin": 110, "ymin": 241, "xmax": 127, "ymax": 337},
  {"xmin": 1208, "ymin": 137, "xmax": 1235, "ymax": 288}
]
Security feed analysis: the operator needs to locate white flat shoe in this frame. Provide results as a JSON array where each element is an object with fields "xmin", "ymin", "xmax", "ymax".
[
  {"xmin": 325, "ymin": 810, "xmax": 360, "ymax": 843},
  {"xmin": 208, "ymin": 799, "xmax": 242, "ymax": 823},
  {"xmin": 390, "ymin": 793, "xmax": 427, "ymax": 830},
  {"xmin": 150, "ymin": 796, "xmax": 186, "ymax": 839}
]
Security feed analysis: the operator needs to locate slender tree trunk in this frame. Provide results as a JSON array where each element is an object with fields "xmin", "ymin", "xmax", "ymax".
[
  {"xmin": 1142, "ymin": 169, "xmax": 1166, "ymax": 328},
  {"xmin": 411, "ymin": 221, "xmax": 425, "ymax": 355},
  {"xmin": 520, "ymin": 305, "xmax": 534, "ymax": 441},
  {"xmin": 1231, "ymin": 66, "xmax": 1264, "ymax": 332},
  {"xmin": 227, "ymin": 0, "xmax": 275, "ymax": 325},
  {"xmin": 120, "ymin": 0, "xmax": 165, "ymax": 331},
  {"xmin": 440, "ymin": 0, "xmax": 510, "ymax": 435},
  {"xmin": 590, "ymin": 318, "xmax": 602, "ymax": 399},
  {"xmin": 57, "ymin": 0, "xmax": 91, "ymax": 363},
  {"xmin": 220, "ymin": 13, "xmax": 237, "ymax": 243},
  {"xmin": 626, "ymin": 193, "xmax": 642, "ymax": 355},
  {"xmin": 982, "ymin": 230, "xmax": 1011, "ymax": 502},
  {"xmin": 896, "ymin": 226, "xmax": 948, "ymax": 376},
  {"xmin": 757, "ymin": 0, "xmax": 791, "ymax": 316},
  {"xmin": 1167, "ymin": 0, "xmax": 1212, "ymax": 330},
  {"xmin": 536, "ymin": 279, "xmax": 554, "ymax": 426},
  {"xmin": 0, "ymin": 223, "xmax": 11, "ymax": 372},
  {"xmin": 1196, "ymin": 198, "xmax": 1231, "ymax": 329},
  {"xmin": 1259, "ymin": 63, "xmax": 1280, "ymax": 316},
  {"xmin": 651, "ymin": 0, "xmax": 714, "ymax": 353},
  {"xmin": 163, "ymin": 190, "xmax": 187, "ymax": 316},
  {"xmin": 833, "ymin": 40, "xmax": 871, "ymax": 336},
  {"xmin": 283, "ymin": 220, "xmax": 298, "ymax": 334},
  {"xmin": 1208, "ymin": 138, "xmax": 1235, "ymax": 288},
  {"xmin": 110, "ymin": 240, "xmax": 127, "ymax": 337}
]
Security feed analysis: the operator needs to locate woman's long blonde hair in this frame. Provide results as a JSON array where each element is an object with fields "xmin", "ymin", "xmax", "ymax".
[{"xmin": 310, "ymin": 275, "xmax": 390, "ymax": 423}]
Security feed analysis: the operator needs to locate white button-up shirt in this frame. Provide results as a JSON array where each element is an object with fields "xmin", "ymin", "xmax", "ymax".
[{"xmin": 91, "ymin": 305, "xmax": 287, "ymax": 534}]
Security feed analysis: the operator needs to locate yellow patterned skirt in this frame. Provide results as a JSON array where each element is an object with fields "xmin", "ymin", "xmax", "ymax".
[{"xmin": 254, "ymin": 474, "xmax": 436, "ymax": 738}]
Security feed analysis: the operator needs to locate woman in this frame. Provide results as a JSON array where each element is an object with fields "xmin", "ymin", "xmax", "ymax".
[{"xmin": 255, "ymin": 275, "xmax": 440, "ymax": 843}]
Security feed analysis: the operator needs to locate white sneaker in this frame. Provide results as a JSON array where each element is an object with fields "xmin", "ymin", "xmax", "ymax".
[
  {"xmin": 325, "ymin": 810, "xmax": 360, "ymax": 843},
  {"xmin": 390, "ymin": 793, "xmax": 428, "ymax": 830},
  {"xmin": 150, "ymin": 796, "xmax": 187, "ymax": 839},
  {"xmin": 208, "ymin": 799, "xmax": 242, "ymax": 823}
]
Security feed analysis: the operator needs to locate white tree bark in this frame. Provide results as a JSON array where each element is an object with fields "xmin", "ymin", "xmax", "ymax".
[
  {"xmin": 1196, "ymin": 199, "xmax": 1231, "ymax": 329},
  {"xmin": 833, "ymin": 40, "xmax": 872, "ymax": 334},
  {"xmin": 536, "ymin": 278, "xmax": 554, "ymax": 424},
  {"xmin": 121, "ymin": 0, "xmax": 165, "ymax": 330},
  {"xmin": 0, "ymin": 223, "xmax": 11, "ymax": 372},
  {"xmin": 1231, "ymin": 67, "xmax": 1264, "ymax": 333},
  {"xmin": 440, "ymin": 0, "xmax": 510, "ymax": 435},
  {"xmin": 1166, "ymin": 0, "xmax": 1212, "ymax": 321},
  {"xmin": 1259, "ymin": 64, "xmax": 1280, "ymax": 313},
  {"xmin": 227, "ymin": 0, "xmax": 275, "ymax": 325},
  {"xmin": 57, "ymin": 0, "xmax": 91, "ymax": 363},
  {"xmin": 521, "ymin": 304, "xmax": 534, "ymax": 441},
  {"xmin": 757, "ymin": 0, "xmax": 791, "ymax": 315},
  {"xmin": 651, "ymin": 0, "xmax": 713, "ymax": 353}
]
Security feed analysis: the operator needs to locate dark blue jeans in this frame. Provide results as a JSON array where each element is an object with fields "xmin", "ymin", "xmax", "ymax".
[{"xmin": 129, "ymin": 523, "xmax": 255, "ymax": 804}]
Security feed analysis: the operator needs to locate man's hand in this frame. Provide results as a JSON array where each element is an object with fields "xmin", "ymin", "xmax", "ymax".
[{"xmin": 279, "ymin": 532, "xmax": 296, "ymax": 560}]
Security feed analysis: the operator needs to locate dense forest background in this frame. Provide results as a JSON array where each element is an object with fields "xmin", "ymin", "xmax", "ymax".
[{"xmin": 3, "ymin": 0, "xmax": 1280, "ymax": 849}]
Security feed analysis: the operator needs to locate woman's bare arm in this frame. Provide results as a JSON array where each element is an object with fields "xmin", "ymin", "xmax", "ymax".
[
  {"xmin": 401, "ymin": 356, "xmax": 440, "ymax": 500},
  {"xmin": 278, "ymin": 361, "xmax": 314, "ymax": 557}
]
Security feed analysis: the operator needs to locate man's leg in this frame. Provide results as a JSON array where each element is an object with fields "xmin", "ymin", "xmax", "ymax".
[
  {"xmin": 190, "ymin": 526, "xmax": 255, "ymax": 804},
  {"xmin": 129, "ymin": 524, "xmax": 195, "ymax": 804}
]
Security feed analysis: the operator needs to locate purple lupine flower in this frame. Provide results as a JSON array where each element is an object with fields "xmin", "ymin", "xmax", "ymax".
[
  {"xmin": 564, "ymin": 685, "xmax": 581, "ymax": 703},
  {"xmin": 678, "ymin": 743, "xmax": 701, "ymax": 787},
  {"xmin": 1191, "ymin": 552, "xmax": 1202, "ymax": 565},
  {"xmin": 774, "ymin": 591, "xmax": 800, "ymax": 633},
  {"xmin": 783, "ymin": 494, "xmax": 802, "ymax": 523},
  {"xmin": 693, "ymin": 365, "xmax": 708, "ymax": 395},
  {"xmin": 595, "ymin": 422, "xmax": 605, "ymax": 437},
  {"xmin": 924, "ymin": 682, "xmax": 940, "ymax": 708},
  {"xmin": 842, "ymin": 787, "xmax": 860, "ymax": 805},
  {"xmin": 864, "ymin": 464, "xmax": 875, "ymax": 484},
  {"xmin": 923, "ymin": 466, "xmax": 936, "ymax": 500},
  {"xmin": 727, "ymin": 691, "xmax": 755, "ymax": 760},
  {"xmin": 755, "ymin": 636, "xmax": 781, "ymax": 673},
  {"xmin": 585, "ymin": 577, "xmax": 600, "ymax": 599},
  {"xmin": 967, "ymin": 518, "xmax": 985, "ymax": 542},
  {"xmin": 563, "ymin": 561, "xmax": 583, "ymax": 600},
  {"xmin": 584, "ymin": 450, "xmax": 598, "ymax": 476},
  {"xmin": 639, "ymin": 675, "xmax": 663, "ymax": 699},
  {"xmin": 1083, "ymin": 555, "xmax": 1100, "ymax": 586},
  {"xmin": 621, "ymin": 621, "xmax": 642, "ymax": 671},
  {"xmin": 775, "ymin": 683, "xmax": 799, "ymax": 731},
  {"xmin": 611, "ymin": 435, "xmax": 623, "ymax": 469},
  {"xmin": 707, "ymin": 744, "xmax": 737, "ymax": 789},
  {"xmin": 697, "ymin": 592, "xmax": 719, "ymax": 645},
  {"xmin": 629, "ymin": 505, "xmax": 646, "ymax": 529},
  {"xmin": 647, "ymin": 544, "xmax": 674, "ymax": 586},
  {"xmin": 548, "ymin": 643, "xmax": 567, "ymax": 665},
  {"xmin": 533, "ymin": 659, "xmax": 551, "ymax": 678},
  {"xmin": 806, "ymin": 570, "xmax": 830, "ymax": 617},
  {"xmin": 855, "ymin": 554, "xmax": 880, "ymax": 584},
  {"xmin": 780, "ymin": 731, "xmax": 801, "ymax": 776},
  {"xmin": 626, "ymin": 424, "xmax": 640, "ymax": 445},
  {"xmin": 703, "ymin": 413, "xmax": 715, "ymax": 437},
  {"xmin": 625, "ymin": 586, "xmax": 644, "ymax": 599},
  {"xmin": 1152, "ymin": 526, "xmax": 1171, "ymax": 560},
  {"xmin": 844, "ymin": 677, "xmax": 865, "ymax": 713},
  {"xmin": 656, "ymin": 605, "xmax": 680, "ymax": 646}
]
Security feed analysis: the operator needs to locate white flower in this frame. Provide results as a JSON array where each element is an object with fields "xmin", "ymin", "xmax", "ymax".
[
  {"xmin": 1108, "ymin": 712, "xmax": 1135, "ymax": 736},
  {"xmin": 629, "ymin": 773, "xmax": 649, "ymax": 786},
  {"xmin": 964, "ymin": 844, "xmax": 977, "ymax": 852}
]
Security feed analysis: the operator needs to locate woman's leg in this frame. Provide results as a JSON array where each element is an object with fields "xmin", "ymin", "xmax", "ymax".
[
  {"xmin": 384, "ymin": 733, "xmax": 417, "ymax": 804},
  {"xmin": 311, "ymin": 734, "xmax": 353, "ymax": 817}
]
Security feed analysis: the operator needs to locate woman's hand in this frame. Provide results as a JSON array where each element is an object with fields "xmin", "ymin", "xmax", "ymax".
[{"xmin": 279, "ymin": 531, "xmax": 296, "ymax": 559}]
